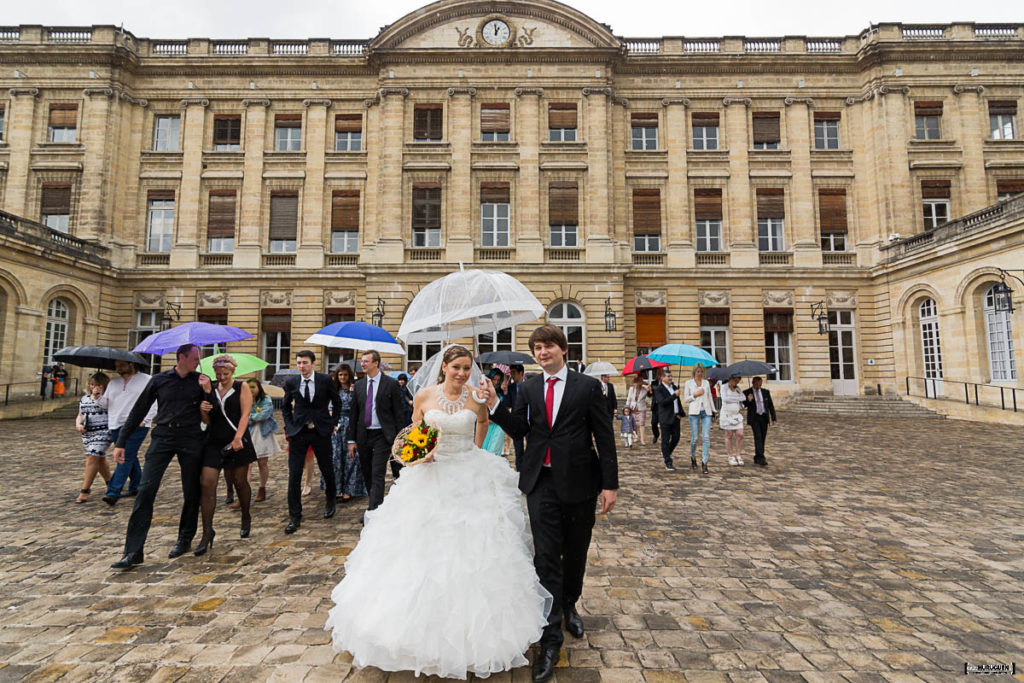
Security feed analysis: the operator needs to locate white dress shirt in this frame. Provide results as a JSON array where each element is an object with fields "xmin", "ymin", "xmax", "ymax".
[
  {"xmin": 300, "ymin": 374, "xmax": 316, "ymax": 401},
  {"xmin": 102, "ymin": 372, "xmax": 157, "ymax": 430},
  {"xmin": 364, "ymin": 372, "xmax": 382, "ymax": 430},
  {"xmin": 543, "ymin": 364, "xmax": 569, "ymax": 426}
]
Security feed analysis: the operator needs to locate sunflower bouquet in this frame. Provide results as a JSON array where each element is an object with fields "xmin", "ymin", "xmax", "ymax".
[{"xmin": 391, "ymin": 420, "xmax": 440, "ymax": 466}]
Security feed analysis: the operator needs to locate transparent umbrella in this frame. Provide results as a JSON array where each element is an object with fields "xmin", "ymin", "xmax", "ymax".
[{"xmin": 397, "ymin": 267, "xmax": 545, "ymax": 344}]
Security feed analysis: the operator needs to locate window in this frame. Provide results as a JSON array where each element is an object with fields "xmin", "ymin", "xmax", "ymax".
[
  {"xmin": 694, "ymin": 188, "xmax": 723, "ymax": 252},
  {"xmin": 213, "ymin": 115, "xmax": 241, "ymax": 151},
  {"xmin": 476, "ymin": 326, "xmax": 513, "ymax": 354},
  {"xmin": 262, "ymin": 314, "xmax": 291, "ymax": 382},
  {"xmin": 764, "ymin": 311, "xmax": 793, "ymax": 381},
  {"xmin": 914, "ymin": 101, "xmax": 942, "ymax": 140},
  {"xmin": 481, "ymin": 104, "xmax": 510, "ymax": 142},
  {"xmin": 331, "ymin": 190, "xmax": 360, "ymax": 253},
  {"xmin": 206, "ymin": 191, "xmax": 236, "ymax": 253},
  {"xmin": 413, "ymin": 105, "xmax": 443, "ymax": 141},
  {"xmin": 43, "ymin": 298, "xmax": 70, "ymax": 365},
  {"xmin": 989, "ymin": 101, "xmax": 1017, "ymax": 140},
  {"xmin": 997, "ymin": 179, "xmax": 1024, "ymax": 201},
  {"xmin": 752, "ymin": 113, "xmax": 780, "ymax": 150},
  {"xmin": 548, "ymin": 103, "xmax": 577, "ymax": 142},
  {"xmin": 919, "ymin": 298, "xmax": 943, "ymax": 381},
  {"xmin": 819, "ymin": 188, "xmax": 848, "ymax": 252},
  {"xmin": 324, "ymin": 308, "xmax": 356, "ymax": 372},
  {"xmin": 407, "ymin": 341, "xmax": 442, "ymax": 372},
  {"xmin": 335, "ymin": 114, "xmax": 362, "ymax": 151},
  {"xmin": 548, "ymin": 302, "xmax": 585, "ymax": 363},
  {"xmin": 691, "ymin": 112, "xmax": 719, "ymax": 150},
  {"xmin": 274, "ymin": 114, "xmax": 302, "ymax": 151},
  {"xmin": 412, "ymin": 184, "xmax": 441, "ymax": 247},
  {"xmin": 756, "ymin": 188, "xmax": 785, "ymax": 252},
  {"xmin": 129, "ymin": 310, "xmax": 161, "ymax": 374},
  {"xmin": 548, "ymin": 182, "xmax": 578, "ymax": 247},
  {"xmin": 632, "ymin": 188, "xmax": 661, "ymax": 252},
  {"xmin": 153, "ymin": 115, "xmax": 180, "ymax": 151},
  {"xmin": 146, "ymin": 190, "xmax": 175, "ymax": 252},
  {"xmin": 48, "ymin": 104, "xmax": 77, "ymax": 143},
  {"xmin": 985, "ymin": 285, "xmax": 1017, "ymax": 382},
  {"xmin": 269, "ymin": 192, "xmax": 298, "ymax": 252},
  {"xmin": 480, "ymin": 183, "xmax": 510, "ymax": 247},
  {"xmin": 636, "ymin": 308, "xmax": 666, "ymax": 353},
  {"xmin": 921, "ymin": 180, "xmax": 950, "ymax": 229},
  {"xmin": 40, "ymin": 184, "xmax": 71, "ymax": 233},
  {"xmin": 813, "ymin": 112, "xmax": 841, "ymax": 149},
  {"xmin": 630, "ymin": 112, "xmax": 658, "ymax": 150},
  {"xmin": 828, "ymin": 310, "xmax": 857, "ymax": 382},
  {"xmin": 700, "ymin": 309, "xmax": 729, "ymax": 366}
]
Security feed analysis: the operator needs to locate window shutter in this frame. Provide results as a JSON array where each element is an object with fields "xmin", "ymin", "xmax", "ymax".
[
  {"xmin": 275, "ymin": 113, "xmax": 301, "ymax": 128},
  {"xmin": 41, "ymin": 184, "xmax": 71, "ymax": 214},
  {"xmin": 763, "ymin": 310, "xmax": 793, "ymax": 333},
  {"xmin": 197, "ymin": 309, "xmax": 228, "ymax": 324},
  {"xmin": 268, "ymin": 193, "xmax": 298, "ymax": 240},
  {"xmin": 921, "ymin": 180, "xmax": 951, "ymax": 199},
  {"xmin": 630, "ymin": 112, "xmax": 658, "ymax": 126},
  {"xmin": 261, "ymin": 313, "xmax": 291, "ymax": 333},
  {"xmin": 480, "ymin": 104, "xmax": 510, "ymax": 133},
  {"xmin": 480, "ymin": 182, "xmax": 510, "ymax": 204},
  {"xmin": 818, "ymin": 189, "xmax": 848, "ymax": 234},
  {"xmin": 700, "ymin": 308, "xmax": 730, "ymax": 327},
  {"xmin": 414, "ymin": 105, "xmax": 443, "ymax": 139},
  {"xmin": 48, "ymin": 104, "xmax": 77, "ymax": 127},
  {"xmin": 693, "ymin": 188, "xmax": 723, "ymax": 220},
  {"xmin": 996, "ymin": 179, "xmax": 1024, "ymax": 196},
  {"xmin": 548, "ymin": 182, "xmax": 578, "ymax": 224},
  {"xmin": 752, "ymin": 113, "xmax": 780, "ymax": 144},
  {"xmin": 814, "ymin": 111, "xmax": 841, "ymax": 122},
  {"xmin": 331, "ymin": 190, "xmax": 360, "ymax": 231},
  {"xmin": 213, "ymin": 116, "xmax": 241, "ymax": 144},
  {"xmin": 632, "ymin": 189, "xmax": 661, "ymax": 235},
  {"xmin": 691, "ymin": 112, "xmax": 720, "ymax": 125},
  {"xmin": 147, "ymin": 189, "xmax": 175, "ymax": 201},
  {"xmin": 636, "ymin": 308, "xmax": 666, "ymax": 347},
  {"xmin": 914, "ymin": 101, "xmax": 943, "ymax": 116},
  {"xmin": 756, "ymin": 188, "xmax": 785, "ymax": 219},
  {"xmin": 207, "ymin": 191, "xmax": 236, "ymax": 238},
  {"xmin": 988, "ymin": 100, "xmax": 1018, "ymax": 116},
  {"xmin": 412, "ymin": 184, "xmax": 442, "ymax": 229},
  {"xmin": 334, "ymin": 114, "xmax": 362, "ymax": 133},
  {"xmin": 548, "ymin": 103, "xmax": 577, "ymax": 129}
]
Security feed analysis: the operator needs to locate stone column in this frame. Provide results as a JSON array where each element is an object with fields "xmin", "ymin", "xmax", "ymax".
[
  {"xmin": 514, "ymin": 88, "xmax": 543, "ymax": 263},
  {"xmin": 723, "ymin": 97, "xmax": 755, "ymax": 267},
  {"xmin": 171, "ymin": 97, "xmax": 209, "ymax": 270},
  {"xmin": 298, "ymin": 98, "xmax": 331, "ymax": 269},
  {"xmin": 663, "ymin": 97, "xmax": 692, "ymax": 268},
  {"xmin": 844, "ymin": 91, "xmax": 875, "ymax": 262},
  {"xmin": 361, "ymin": 100, "xmax": 381, "ymax": 245},
  {"xmin": 111, "ymin": 92, "xmax": 147, "ymax": 267},
  {"xmin": 78, "ymin": 87, "xmax": 116, "ymax": 240},
  {"xmin": 785, "ymin": 97, "xmax": 820, "ymax": 267},
  {"xmin": 446, "ymin": 87, "xmax": 476, "ymax": 263},
  {"xmin": 3, "ymin": 88, "xmax": 39, "ymax": 217},
  {"xmin": 583, "ymin": 87, "xmax": 613, "ymax": 263},
  {"xmin": 374, "ymin": 88, "xmax": 409, "ymax": 263},
  {"xmin": 953, "ymin": 85, "xmax": 987, "ymax": 213},
  {"xmin": 235, "ymin": 98, "xmax": 269, "ymax": 269},
  {"xmin": 878, "ymin": 87, "xmax": 914, "ymax": 236}
]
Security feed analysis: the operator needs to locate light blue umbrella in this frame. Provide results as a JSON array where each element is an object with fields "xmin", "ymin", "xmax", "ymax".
[
  {"xmin": 647, "ymin": 343, "xmax": 719, "ymax": 367},
  {"xmin": 304, "ymin": 321, "xmax": 406, "ymax": 356}
]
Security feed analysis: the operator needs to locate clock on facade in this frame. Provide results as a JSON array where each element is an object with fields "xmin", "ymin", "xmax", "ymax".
[{"xmin": 480, "ymin": 18, "xmax": 511, "ymax": 46}]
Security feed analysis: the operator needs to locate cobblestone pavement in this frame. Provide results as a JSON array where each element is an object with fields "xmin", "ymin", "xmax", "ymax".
[{"xmin": 1, "ymin": 413, "xmax": 1022, "ymax": 682}]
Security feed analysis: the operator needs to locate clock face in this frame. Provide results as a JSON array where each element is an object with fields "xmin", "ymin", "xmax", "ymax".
[{"xmin": 481, "ymin": 19, "xmax": 511, "ymax": 46}]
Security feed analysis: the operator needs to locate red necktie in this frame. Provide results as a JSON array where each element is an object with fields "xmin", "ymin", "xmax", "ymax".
[{"xmin": 544, "ymin": 377, "xmax": 558, "ymax": 466}]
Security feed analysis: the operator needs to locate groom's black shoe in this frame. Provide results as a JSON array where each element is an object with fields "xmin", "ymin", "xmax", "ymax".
[
  {"xmin": 323, "ymin": 504, "xmax": 335, "ymax": 519},
  {"xmin": 532, "ymin": 646, "xmax": 558, "ymax": 682},
  {"xmin": 564, "ymin": 604, "xmax": 585, "ymax": 638},
  {"xmin": 110, "ymin": 550, "xmax": 143, "ymax": 570},
  {"xmin": 284, "ymin": 516, "xmax": 301, "ymax": 534},
  {"xmin": 167, "ymin": 539, "xmax": 190, "ymax": 559}
]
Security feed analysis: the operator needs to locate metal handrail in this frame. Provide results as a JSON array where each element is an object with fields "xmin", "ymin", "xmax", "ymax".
[
  {"xmin": 906, "ymin": 375, "xmax": 1020, "ymax": 412},
  {"xmin": 3, "ymin": 378, "xmax": 80, "ymax": 406}
]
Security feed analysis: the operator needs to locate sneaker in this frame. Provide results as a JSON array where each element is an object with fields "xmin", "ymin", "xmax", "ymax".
[
  {"xmin": 736, "ymin": 456, "xmax": 745, "ymax": 465},
  {"xmin": 665, "ymin": 463, "xmax": 676, "ymax": 471},
  {"xmin": 728, "ymin": 456, "xmax": 737, "ymax": 466}
]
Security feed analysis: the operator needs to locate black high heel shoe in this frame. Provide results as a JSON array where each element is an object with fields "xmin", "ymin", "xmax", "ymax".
[
  {"xmin": 194, "ymin": 531, "xmax": 216, "ymax": 556},
  {"xmin": 240, "ymin": 514, "xmax": 251, "ymax": 539}
]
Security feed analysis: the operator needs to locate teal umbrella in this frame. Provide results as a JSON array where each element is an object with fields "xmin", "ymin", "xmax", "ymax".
[
  {"xmin": 200, "ymin": 353, "xmax": 269, "ymax": 379},
  {"xmin": 647, "ymin": 344, "xmax": 719, "ymax": 367}
]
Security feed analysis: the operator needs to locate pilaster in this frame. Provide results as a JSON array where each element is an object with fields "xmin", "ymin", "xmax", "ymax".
[
  {"xmin": 298, "ymin": 98, "xmax": 331, "ymax": 269},
  {"xmin": 235, "ymin": 98, "xmax": 269, "ymax": 268},
  {"xmin": 4, "ymin": 88, "xmax": 39, "ymax": 217},
  {"xmin": 723, "ymin": 97, "xmax": 756, "ymax": 267},
  {"xmin": 78, "ymin": 87, "xmax": 116, "ymax": 240},
  {"xmin": 953, "ymin": 85, "xmax": 987, "ymax": 213},
  {"xmin": 446, "ymin": 87, "xmax": 475, "ymax": 263},
  {"xmin": 663, "ymin": 97, "xmax": 693, "ymax": 268},
  {"xmin": 878, "ymin": 87, "xmax": 913, "ymax": 236},
  {"xmin": 515, "ymin": 87, "xmax": 544, "ymax": 263},
  {"xmin": 172, "ymin": 97, "xmax": 208, "ymax": 270},
  {"xmin": 583, "ymin": 87, "xmax": 613, "ymax": 263},
  {"xmin": 785, "ymin": 97, "xmax": 821, "ymax": 267},
  {"xmin": 375, "ymin": 88, "xmax": 409, "ymax": 263}
]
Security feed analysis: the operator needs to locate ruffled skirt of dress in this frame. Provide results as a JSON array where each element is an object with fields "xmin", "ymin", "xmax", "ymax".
[{"xmin": 324, "ymin": 445, "xmax": 551, "ymax": 679}]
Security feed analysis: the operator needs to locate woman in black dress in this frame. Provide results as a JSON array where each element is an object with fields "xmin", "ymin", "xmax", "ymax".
[{"xmin": 197, "ymin": 355, "xmax": 257, "ymax": 554}]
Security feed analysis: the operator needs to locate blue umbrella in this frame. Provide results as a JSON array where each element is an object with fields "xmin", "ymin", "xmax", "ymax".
[
  {"xmin": 647, "ymin": 343, "xmax": 719, "ymax": 367},
  {"xmin": 132, "ymin": 322, "xmax": 253, "ymax": 356},
  {"xmin": 304, "ymin": 321, "xmax": 406, "ymax": 356}
]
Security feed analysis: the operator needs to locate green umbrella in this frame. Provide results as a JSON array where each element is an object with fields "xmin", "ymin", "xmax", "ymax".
[{"xmin": 200, "ymin": 353, "xmax": 269, "ymax": 379}]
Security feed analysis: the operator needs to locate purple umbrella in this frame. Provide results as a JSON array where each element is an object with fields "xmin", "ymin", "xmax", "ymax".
[{"xmin": 132, "ymin": 322, "xmax": 253, "ymax": 356}]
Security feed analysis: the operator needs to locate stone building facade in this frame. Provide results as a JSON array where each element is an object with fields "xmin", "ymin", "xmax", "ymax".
[{"xmin": 0, "ymin": 0, "xmax": 1022, "ymax": 410}]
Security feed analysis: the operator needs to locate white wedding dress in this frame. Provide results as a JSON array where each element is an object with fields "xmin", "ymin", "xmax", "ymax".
[{"xmin": 325, "ymin": 406, "xmax": 552, "ymax": 679}]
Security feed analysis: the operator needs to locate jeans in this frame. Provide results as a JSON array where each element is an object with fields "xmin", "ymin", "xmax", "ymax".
[
  {"xmin": 105, "ymin": 426, "xmax": 146, "ymax": 499},
  {"xmin": 689, "ymin": 411, "xmax": 712, "ymax": 463}
]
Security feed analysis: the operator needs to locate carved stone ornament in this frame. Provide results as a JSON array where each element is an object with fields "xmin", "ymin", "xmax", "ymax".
[
  {"xmin": 240, "ymin": 98, "xmax": 270, "ymax": 108},
  {"xmin": 83, "ymin": 87, "xmax": 115, "ymax": 98},
  {"xmin": 875, "ymin": 85, "xmax": 910, "ymax": 97},
  {"xmin": 826, "ymin": 290, "xmax": 857, "ymax": 309},
  {"xmin": 762, "ymin": 290, "xmax": 794, "ymax": 307},
  {"xmin": 198, "ymin": 290, "xmax": 229, "ymax": 308},
  {"xmin": 844, "ymin": 90, "xmax": 875, "ymax": 106},
  {"xmin": 661, "ymin": 97, "xmax": 691, "ymax": 108},
  {"xmin": 180, "ymin": 98, "xmax": 210, "ymax": 108},
  {"xmin": 698, "ymin": 290, "xmax": 730, "ymax": 307},
  {"xmin": 514, "ymin": 87, "xmax": 545, "ymax": 98},
  {"xmin": 722, "ymin": 97, "xmax": 752, "ymax": 107},
  {"xmin": 118, "ymin": 90, "xmax": 148, "ymax": 107},
  {"xmin": 952, "ymin": 84, "xmax": 986, "ymax": 95},
  {"xmin": 325, "ymin": 290, "xmax": 356, "ymax": 307},
  {"xmin": 635, "ymin": 290, "xmax": 667, "ymax": 307},
  {"xmin": 134, "ymin": 291, "xmax": 166, "ymax": 309},
  {"xmin": 446, "ymin": 87, "xmax": 477, "ymax": 98},
  {"xmin": 378, "ymin": 87, "xmax": 410, "ymax": 100},
  {"xmin": 784, "ymin": 96, "xmax": 814, "ymax": 107},
  {"xmin": 582, "ymin": 86, "xmax": 613, "ymax": 97},
  {"xmin": 303, "ymin": 98, "xmax": 332, "ymax": 108},
  {"xmin": 261, "ymin": 290, "xmax": 292, "ymax": 308},
  {"xmin": 8, "ymin": 87, "xmax": 39, "ymax": 98}
]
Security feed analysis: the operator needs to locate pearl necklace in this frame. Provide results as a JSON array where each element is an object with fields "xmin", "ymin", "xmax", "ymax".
[{"xmin": 435, "ymin": 384, "xmax": 469, "ymax": 414}]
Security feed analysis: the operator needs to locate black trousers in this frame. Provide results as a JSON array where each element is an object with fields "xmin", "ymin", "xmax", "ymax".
[
  {"xmin": 659, "ymin": 418, "xmax": 681, "ymax": 466},
  {"xmin": 358, "ymin": 430, "xmax": 390, "ymax": 511},
  {"xmin": 749, "ymin": 415, "xmax": 770, "ymax": 462},
  {"xmin": 122, "ymin": 426, "xmax": 203, "ymax": 555},
  {"xmin": 287, "ymin": 428, "xmax": 335, "ymax": 519},
  {"xmin": 513, "ymin": 436, "xmax": 525, "ymax": 472},
  {"xmin": 526, "ymin": 469, "xmax": 597, "ymax": 650}
]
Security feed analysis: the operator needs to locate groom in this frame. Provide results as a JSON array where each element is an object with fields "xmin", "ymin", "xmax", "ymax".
[{"xmin": 482, "ymin": 324, "xmax": 618, "ymax": 682}]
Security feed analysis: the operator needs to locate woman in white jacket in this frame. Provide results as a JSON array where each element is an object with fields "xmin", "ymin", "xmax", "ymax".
[{"xmin": 683, "ymin": 364, "xmax": 716, "ymax": 474}]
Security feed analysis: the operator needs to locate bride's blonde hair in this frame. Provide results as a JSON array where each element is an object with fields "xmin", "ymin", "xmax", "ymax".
[{"xmin": 437, "ymin": 345, "xmax": 473, "ymax": 383}]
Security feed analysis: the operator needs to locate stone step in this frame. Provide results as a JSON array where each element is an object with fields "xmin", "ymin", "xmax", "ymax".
[{"xmin": 787, "ymin": 396, "xmax": 943, "ymax": 418}]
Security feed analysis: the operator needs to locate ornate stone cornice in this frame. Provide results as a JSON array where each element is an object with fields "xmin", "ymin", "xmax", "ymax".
[
  {"xmin": 952, "ymin": 84, "xmax": 986, "ymax": 95},
  {"xmin": 241, "ymin": 98, "xmax": 270, "ymax": 107},
  {"xmin": 661, "ymin": 97, "xmax": 690, "ymax": 108},
  {"xmin": 180, "ymin": 97, "xmax": 210, "ymax": 108},
  {"xmin": 844, "ymin": 91, "xmax": 875, "ymax": 106},
  {"xmin": 363, "ymin": 94, "xmax": 379, "ymax": 109},
  {"xmin": 582, "ymin": 86, "xmax": 613, "ymax": 97},
  {"xmin": 446, "ymin": 87, "xmax": 476, "ymax": 98},
  {"xmin": 876, "ymin": 85, "xmax": 910, "ymax": 97},
  {"xmin": 722, "ymin": 97, "xmax": 752, "ymax": 107},
  {"xmin": 514, "ymin": 87, "xmax": 544, "ymax": 98},
  {"xmin": 118, "ymin": 90, "xmax": 148, "ymax": 107},
  {"xmin": 303, "ymin": 98, "xmax": 332, "ymax": 108},
  {"xmin": 378, "ymin": 87, "xmax": 410, "ymax": 100},
  {"xmin": 784, "ymin": 96, "xmax": 814, "ymax": 107},
  {"xmin": 9, "ymin": 87, "xmax": 39, "ymax": 98},
  {"xmin": 83, "ymin": 87, "xmax": 115, "ymax": 98}
]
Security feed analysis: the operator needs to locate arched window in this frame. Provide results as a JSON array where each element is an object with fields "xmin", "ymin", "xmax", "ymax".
[
  {"xmin": 984, "ymin": 285, "xmax": 1017, "ymax": 381},
  {"xmin": 547, "ymin": 302, "xmax": 585, "ymax": 364},
  {"xmin": 43, "ymin": 298, "xmax": 70, "ymax": 365},
  {"xmin": 919, "ymin": 298, "xmax": 943, "ymax": 382}
]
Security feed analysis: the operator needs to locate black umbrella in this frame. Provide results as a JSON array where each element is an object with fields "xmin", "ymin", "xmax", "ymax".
[
  {"xmin": 725, "ymin": 360, "xmax": 776, "ymax": 378},
  {"xmin": 268, "ymin": 368, "xmax": 300, "ymax": 388},
  {"xmin": 476, "ymin": 351, "xmax": 534, "ymax": 365},
  {"xmin": 707, "ymin": 365, "xmax": 733, "ymax": 382},
  {"xmin": 52, "ymin": 345, "xmax": 147, "ymax": 371}
]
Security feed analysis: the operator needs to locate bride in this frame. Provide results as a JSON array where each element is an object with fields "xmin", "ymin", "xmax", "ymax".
[{"xmin": 325, "ymin": 345, "xmax": 551, "ymax": 678}]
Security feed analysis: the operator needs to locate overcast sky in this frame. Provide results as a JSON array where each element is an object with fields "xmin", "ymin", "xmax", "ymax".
[{"xmin": 6, "ymin": 0, "xmax": 1019, "ymax": 40}]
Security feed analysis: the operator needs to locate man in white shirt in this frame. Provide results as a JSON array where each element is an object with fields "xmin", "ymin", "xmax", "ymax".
[{"xmin": 102, "ymin": 360, "xmax": 157, "ymax": 505}]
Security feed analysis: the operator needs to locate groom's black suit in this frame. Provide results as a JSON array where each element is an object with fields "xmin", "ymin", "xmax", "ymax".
[
  {"xmin": 346, "ymin": 372, "xmax": 404, "ymax": 511},
  {"xmin": 490, "ymin": 368, "xmax": 618, "ymax": 650}
]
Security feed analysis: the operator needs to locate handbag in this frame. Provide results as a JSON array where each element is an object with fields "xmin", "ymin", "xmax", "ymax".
[{"xmin": 215, "ymin": 385, "xmax": 256, "ymax": 458}]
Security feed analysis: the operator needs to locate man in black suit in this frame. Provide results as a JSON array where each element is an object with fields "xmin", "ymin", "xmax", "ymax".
[
  {"xmin": 507, "ymin": 364, "xmax": 526, "ymax": 471},
  {"xmin": 346, "ymin": 349, "xmax": 404, "ymax": 512},
  {"xmin": 282, "ymin": 350, "xmax": 342, "ymax": 534},
  {"xmin": 743, "ymin": 376, "xmax": 778, "ymax": 466},
  {"xmin": 653, "ymin": 368, "xmax": 684, "ymax": 471},
  {"xmin": 484, "ymin": 325, "xmax": 618, "ymax": 683},
  {"xmin": 599, "ymin": 374, "xmax": 617, "ymax": 419}
]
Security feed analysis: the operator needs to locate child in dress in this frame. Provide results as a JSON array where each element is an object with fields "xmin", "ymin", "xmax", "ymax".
[
  {"xmin": 75, "ymin": 373, "xmax": 113, "ymax": 503},
  {"xmin": 616, "ymin": 406, "xmax": 637, "ymax": 448}
]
